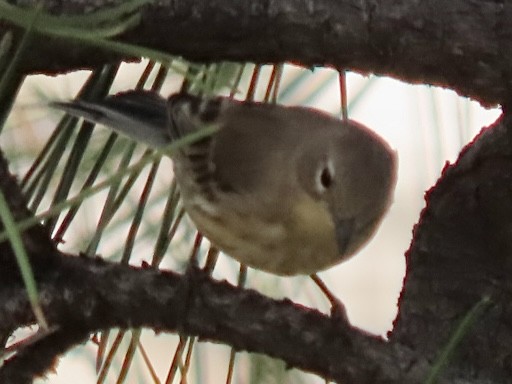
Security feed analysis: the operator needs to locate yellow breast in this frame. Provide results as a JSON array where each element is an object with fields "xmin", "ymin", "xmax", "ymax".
[{"xmin": 183, "ymin": 193, "xmax": 340, "ymax": 276}]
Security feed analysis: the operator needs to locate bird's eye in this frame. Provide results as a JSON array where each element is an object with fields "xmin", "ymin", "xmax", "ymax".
[
  {"xmin": 320, "ymin": 167, "xmax": 332, "ymax": 189},
  {"xmin": 316, "ymin": 164, "xmax": 334, "ymax": 193}
]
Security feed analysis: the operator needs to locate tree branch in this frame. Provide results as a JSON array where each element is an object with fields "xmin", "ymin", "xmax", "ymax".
[
  {"xmin": 392, "ymin": 113, "xmax": 512, "ymax": 383},
  {"xmin": 3, "ymin": 0, "xmax": 511, "ymax": 106},
  {"xmin": 0, "ymin": 252, "xmax": 402, "ymax": 384}
]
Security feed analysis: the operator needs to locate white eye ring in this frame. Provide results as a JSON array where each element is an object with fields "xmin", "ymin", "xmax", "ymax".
[{"xmin": 315, "ymin": 160, "xmax": 335, "ymax": 193}]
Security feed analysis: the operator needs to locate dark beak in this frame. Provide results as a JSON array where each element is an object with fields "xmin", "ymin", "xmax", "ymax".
[{"xmin": 335, "ymin": 218, "xmax": 355, "ymax": 255}]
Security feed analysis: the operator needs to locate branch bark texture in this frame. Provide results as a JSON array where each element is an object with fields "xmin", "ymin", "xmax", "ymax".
[
  {"xmin": 3, "ymin": 0, "xmax": 512, "ymax": 107},
  {"xmin": 392, "ymin": 114, "xmax": 512, "ymax": 383}
]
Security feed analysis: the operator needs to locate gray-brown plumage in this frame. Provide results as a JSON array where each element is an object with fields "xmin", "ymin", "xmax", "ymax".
[{"xmin": 53, "ymin": 91, "xmax": 397, "ymax": 275}]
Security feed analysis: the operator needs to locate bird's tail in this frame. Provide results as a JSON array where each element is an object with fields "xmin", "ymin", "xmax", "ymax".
[{"xmin": 51, "ymin": 90, "xmax": 171, "ymax": 149}]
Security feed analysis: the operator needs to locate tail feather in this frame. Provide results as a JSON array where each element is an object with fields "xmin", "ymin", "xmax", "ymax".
[
  {"xmin": 51, "ymin": 90, "xmax": 225, "ymax": 150},
  {"xmin": 51, "ymin": 91, "xmax": 171, "ymax": 149}
]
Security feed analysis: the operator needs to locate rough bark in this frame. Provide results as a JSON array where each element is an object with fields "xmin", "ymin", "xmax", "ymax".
[
  {"xmin": 1, "ymin": 0, "xmax": 511, "ymax": 107},
  {"xmin": 392, "ymin": 114, "xmax": 512, "ymax": 383}
]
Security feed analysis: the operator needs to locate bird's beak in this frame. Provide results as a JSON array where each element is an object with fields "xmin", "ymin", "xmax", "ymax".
[{"xmin": 335, "ymin": 218, "xmax": 355, "ymax": 256}]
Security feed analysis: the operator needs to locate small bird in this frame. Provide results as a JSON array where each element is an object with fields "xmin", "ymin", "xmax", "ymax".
[{"xmin": 53, "ymin": 91, "xmax": 397, "ymax": 276}]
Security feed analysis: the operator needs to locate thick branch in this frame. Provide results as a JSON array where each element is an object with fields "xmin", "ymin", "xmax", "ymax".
[
  {"xmin": 392, "ymin": 113, "xmax": 512, "ymax": 383},
  {"xmin": 3, "ymin": 0, "xmax": 512, "ymax": 106},
  {"xmin": 0, "ymin": 254, "xmax": 400, "ymax": 384}
]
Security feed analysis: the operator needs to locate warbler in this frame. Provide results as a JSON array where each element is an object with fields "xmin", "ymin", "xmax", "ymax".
[{"xmin": 53, "ymin": 91, "xmax": 397, "ymax": 276}]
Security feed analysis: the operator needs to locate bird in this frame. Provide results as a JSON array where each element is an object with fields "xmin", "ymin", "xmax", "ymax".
[{"xmin": 52, "ymin": 91, "xmax": 397, "ymax": 277}]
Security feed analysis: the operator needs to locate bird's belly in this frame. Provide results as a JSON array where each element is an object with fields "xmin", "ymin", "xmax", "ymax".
[{"xmin": 183, "ymin": 196, "xmax": 342, "ymax": 276}]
